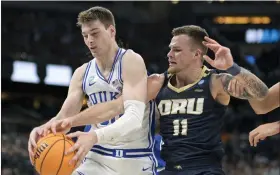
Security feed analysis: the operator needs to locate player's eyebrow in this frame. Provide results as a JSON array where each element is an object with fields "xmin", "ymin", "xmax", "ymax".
[
  {"xmin": 169, "ymin": 45, "xmax": 181, "ymax": 49},
  {"xmin": 82, "ymin": 28, "xmax": 99, "ymax": 35}
]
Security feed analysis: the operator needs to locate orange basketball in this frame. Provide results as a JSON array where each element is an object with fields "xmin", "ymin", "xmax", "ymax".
[{"xmin": 33, "ymin": 133, "xmax": 76, "ymax": 175}]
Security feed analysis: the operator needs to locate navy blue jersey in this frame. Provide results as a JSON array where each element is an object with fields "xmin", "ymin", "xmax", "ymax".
[{"xmin": 155, "ymin": 66, "xmax": 227, "ymax": 170}]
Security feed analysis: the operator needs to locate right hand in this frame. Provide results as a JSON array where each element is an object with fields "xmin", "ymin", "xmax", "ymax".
[
  {"xmin": 28, "ymin": 126, "xmax": 44, "ymax": 165},
  {"xmin": 202, "ymin": 36, "xmax": 234, "ymax": 71},
  {"xmin": 66, "ymin": 131, "xmax": 97, "ymax": 168},
  {"xmin": 42, "ymin": 118, "xmax": 72, "ymax": 136}
]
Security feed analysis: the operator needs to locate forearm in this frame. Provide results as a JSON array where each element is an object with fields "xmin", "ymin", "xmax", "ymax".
[
  {"xmin": 56, "ymin": 94, "xmax": 83, "ymax": 120},
  {"xmin": 273, "ymin": 121, "xmax": 280, "ymax": 135},
  {"xmin": 95, "ymin": 100, "xmax": 145, "ymax": 144},
  {"xmin": 70, "ymin": 97, "xmax": 124, "ymax": 127},
  {"xmin": 234, "ymin": 67, "xmax": 268, "ymax": 100},
  {"xmin": 249, "ymin": 98, "xmax": 278, "ymax": 114},
  {"xmin": 249, "ymin": 82, "xmax": 280, "ymax": 114}
]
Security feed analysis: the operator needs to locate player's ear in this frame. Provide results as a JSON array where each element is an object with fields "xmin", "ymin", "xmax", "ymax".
[
  {"xmin": 194, "ymin": 49, "xmax": 202, "ymax": 60},
  {"xmin": 108, "ymin": 25, "xmax": 116, "ymax": 38}
]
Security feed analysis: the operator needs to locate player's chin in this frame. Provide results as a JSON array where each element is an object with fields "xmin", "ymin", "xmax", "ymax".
[{"xmin": 168, "ymin": 66, "xmax": 177, "ymax": 74}]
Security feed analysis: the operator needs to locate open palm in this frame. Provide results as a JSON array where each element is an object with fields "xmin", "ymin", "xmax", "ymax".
[{"xmin": 202, "ymin": 36, "xmax": 234, "ymax": 70}]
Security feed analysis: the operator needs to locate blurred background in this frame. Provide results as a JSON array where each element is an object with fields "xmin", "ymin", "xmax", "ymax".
[{"xmin": 1, "ymin": 1, "xmax": 280, "ymax": 175}]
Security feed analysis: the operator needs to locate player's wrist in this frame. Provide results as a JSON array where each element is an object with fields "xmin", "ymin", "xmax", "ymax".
[
  {"xmin": 67, "ymin": 116, "xmax": 78, "ymax": 127},
  {"xmin": 89, "ymin": 130, "xmax": 98, "ymax": 143},
  {"xmin": 226, "ymin": 62, "xmax": 241, "ymax": 76}
]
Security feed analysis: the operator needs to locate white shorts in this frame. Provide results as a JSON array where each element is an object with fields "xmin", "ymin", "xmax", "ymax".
[{"xmin": 72, "ymin": 148, "xmax": 157, "ymax": 175}]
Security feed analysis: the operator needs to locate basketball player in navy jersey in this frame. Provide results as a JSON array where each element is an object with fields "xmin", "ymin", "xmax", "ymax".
[
  {"xmin": 45, "ymin": 25, "xmax": 269, "ymax": 174},
  {"xmin": 28, "ymin": 6, "xmax": 157, "ymax": 175},
  {"xmin": 229, "ymin": 81, "xmax": 280, "ymax": 146},
  {"xmin": 151, "ymin": 26, "xmax": 268, "ymax": 175}
]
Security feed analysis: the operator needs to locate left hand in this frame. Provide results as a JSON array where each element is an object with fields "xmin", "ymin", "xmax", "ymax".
[
  {"xmin": 249, "ymin": 121, "xmax": 280, "ymax": 147},
  {"xmin": 43, "ymin": 118, "xmax": 72, "ymax": 136},
  {"xmin": 202, "ymin": 36, "xmax": 234, "ymax": 70},
  {"xmin": 66, "ymin": 131, "xmax": 98, "ymax": 168}
]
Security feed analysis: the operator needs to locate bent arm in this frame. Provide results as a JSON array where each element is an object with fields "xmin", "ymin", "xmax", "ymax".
[
  {"xmin": 54, "ymin": 65, "xmax": 86, "ymax": 120},
  {"xmin": 212, "ymin": 68, "xmax": 269, "ymax": 105},
  {"xmin": 233, "ymin": 67, "xmax": 268, "ymax": 100},
  {"xmin": 94, "ymin": 50, "xmax": 148, "ymax": 144},
  {"xmin": 249, "ymin": 82, "xmax": 280, "ymax": 114},
  {"xmin": 69, "ymin": 73, "xmax": 164, "ymax": 127}
]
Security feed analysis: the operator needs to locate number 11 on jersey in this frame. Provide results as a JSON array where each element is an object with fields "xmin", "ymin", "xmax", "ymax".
[{"xmin": 173, "ymin": 119, "xmax": 188, "ymax": 136}]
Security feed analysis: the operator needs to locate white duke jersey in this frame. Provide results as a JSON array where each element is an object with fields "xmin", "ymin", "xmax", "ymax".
[{"xmin": 82, "ymin": 48, "xmax": 156, "ymax": 158}]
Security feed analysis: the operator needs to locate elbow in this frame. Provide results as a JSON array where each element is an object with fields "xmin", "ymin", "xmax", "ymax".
[
  {"xmin": 251, "ymin": 86, "xmax": 269, "ymax": 101},
  {"xmin": 259, "ymin": 86, "xmax": 269, "ymax": 99},
  {"xmin": 253, "ymin": 105, "xmax": 271, "ymax": 115},
  {"xmin": 254, "ymin": 109, "xmax": 268, "ymax": 115}
]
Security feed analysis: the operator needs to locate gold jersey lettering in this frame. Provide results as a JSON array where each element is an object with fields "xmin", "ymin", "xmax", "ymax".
[{"xmin": 158, "ymin": 98, "xmax": 204, "ymax": 116}]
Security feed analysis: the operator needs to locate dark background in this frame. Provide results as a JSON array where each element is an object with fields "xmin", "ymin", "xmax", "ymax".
[{"xmin": 1, "ymin": 1, "xmax": 280, "ymax": 175}]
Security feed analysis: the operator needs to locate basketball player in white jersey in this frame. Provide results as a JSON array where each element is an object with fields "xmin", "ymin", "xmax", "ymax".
[{"xmin": 28, "ymin": 6, "xmax": 157, "ymax": 175}]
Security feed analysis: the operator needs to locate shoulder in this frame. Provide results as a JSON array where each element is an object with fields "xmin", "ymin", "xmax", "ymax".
[
  {"xmin": 149, "ymin": 73, "xmax": 165, "ymax": 83},
  {"xmin": 149, "ymin": 73, "xmax": 165, "ymax": 79},
  {"xmin": 75, "ymin": 63, "xmax": 88, "ymax": 75},
  {"xmin": 71, "ymin": 63, "xmax": 90, "ymax": 81},
  {"xmin": 122, "ymin": 49, "xmax": 144, "ymax": 64}
]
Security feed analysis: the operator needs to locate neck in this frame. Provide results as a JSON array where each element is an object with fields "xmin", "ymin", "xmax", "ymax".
[
  {"xmin": 95, "ymin": 42, "xmax": 119, "ymax": 71},
  {"xmin": 174, "ymin": 65, "xmax": 203, "ymax": 88}
]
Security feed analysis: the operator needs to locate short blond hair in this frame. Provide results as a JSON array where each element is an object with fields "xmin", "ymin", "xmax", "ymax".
[
  {"xmin": 77, "ymin": 6, "xmax": 115, "ymax": 28},
  {"xmin": 172, "ymin": 25, "xmax": 209, "ymax": 54}
]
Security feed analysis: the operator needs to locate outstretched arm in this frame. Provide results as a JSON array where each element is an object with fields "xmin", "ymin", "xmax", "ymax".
[
  {"xmin": 226, "ymin": 81, "xmax": 279, "ymax": 114},
  {"xmin": 248, "ymin": 82, "xmax": 280, "ymax": 114},
  {"xmin": 61, "ymin": 73, "xmax": 164, "ymax": 128}
]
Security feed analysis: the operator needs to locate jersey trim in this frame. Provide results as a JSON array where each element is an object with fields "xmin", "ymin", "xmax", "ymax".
[
  {"xmin": 94, "ymin": 48, "xmax": 121, "ymax": 83},
  {"xmin": 90, "ymin": 145, "xmax": 153, "ymax": 158},
  {"xmin": 167, "ymin": 66, "xmax": 210, "ymax": 93},
  {"xmin": 148, "ymin": 101, "xmax": 155, "ymax": 149},
  {"xmin": 118, "ymin": 49, "xmax": 128, "ymax": 84},
  {"xmin": 82, "ymin": 61, "xmax": 92, "ymax": 93}
]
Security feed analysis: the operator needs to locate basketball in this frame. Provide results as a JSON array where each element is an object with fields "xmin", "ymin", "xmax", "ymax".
[{"xmin": 33, "ymin": 133, "xmax": 76, "ymax": 175}]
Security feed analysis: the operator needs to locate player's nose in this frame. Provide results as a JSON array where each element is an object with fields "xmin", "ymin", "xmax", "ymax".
[
  {"xmin": 89, "ymin": 40, "xmax": 94, "ymax": 45},
  {"xmin": 87, "ymin": 35, "xmax": 95, "ymax": 44},
  {"xmin": 167, "ymin": 51, "xmax": 172, "ymax": 58}
]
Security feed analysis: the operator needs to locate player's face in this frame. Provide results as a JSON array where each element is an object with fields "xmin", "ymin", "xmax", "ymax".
[
  {"xmin": 167, "ymin": 35, "xmax": 202, "ymax": 74},
  {"xmin": 81, "ymin": 20, "xmax": 116, "ymax": 57}
]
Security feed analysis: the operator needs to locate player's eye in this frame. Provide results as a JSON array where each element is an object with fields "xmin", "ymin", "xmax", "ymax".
[
  {"xmin": 91, "ymin": 33, "xmax": 98, "ymax": 36},
  {"xmin": 174, "ymin": 49, "xmax": 181, "ymax": 52},
  {"xmin": 83, "ymin": 35, "xmax": 88, "ymax": 39}
]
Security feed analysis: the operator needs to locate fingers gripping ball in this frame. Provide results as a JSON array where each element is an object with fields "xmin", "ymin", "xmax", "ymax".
[{"xmin": 33, "ymin": 133, "xmax": 76, "ymax": 175}]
